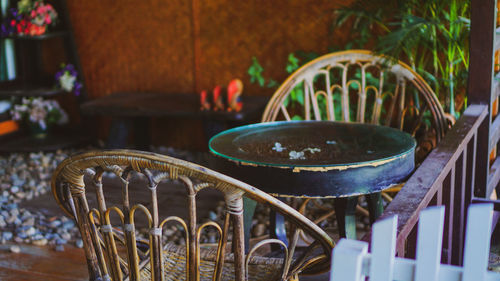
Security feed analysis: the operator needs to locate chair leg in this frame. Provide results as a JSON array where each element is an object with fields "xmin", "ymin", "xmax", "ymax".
[{"xmin": 270, "ymin": 209, "xmax": 289, "ymax": 251}]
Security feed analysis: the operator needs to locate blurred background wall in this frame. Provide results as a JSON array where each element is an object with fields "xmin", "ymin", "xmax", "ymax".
[{"xmin": 66, "ymin": 0, "xmax": 352, "ymax": 149}]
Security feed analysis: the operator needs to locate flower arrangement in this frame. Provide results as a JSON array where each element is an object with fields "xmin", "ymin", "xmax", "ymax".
[
  {"xmin": 55, "ymin": 63, "xmax": 82, "ymax": 96},
  {"xmin": 1, "ymin": 0, "xmax": 57, "ymax": 37},
  {"xmin": 10, "ymin": 97, "xmax": 68, "ymax": 132}
]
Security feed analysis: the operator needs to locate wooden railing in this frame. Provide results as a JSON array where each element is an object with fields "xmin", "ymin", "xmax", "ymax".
[{"xmin": 365, "ymin": 105, "xmax": 488, "ymax": 265}]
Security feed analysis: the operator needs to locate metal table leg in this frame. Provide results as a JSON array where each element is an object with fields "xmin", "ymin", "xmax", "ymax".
[
  {"xmin": 366, "ymin": 192, "xmax": 383, "ymax": 224},
  {"xmin": 334, "ymin": 197, "xmax": 358, "ymax": 239}
]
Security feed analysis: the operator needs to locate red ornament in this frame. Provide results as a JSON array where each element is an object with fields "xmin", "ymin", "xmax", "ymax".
[
  {"xmin": 212, "ymin": 86, "xmax": 225, "ymax": 111},
  {"xmin": 227, "ymin": 79, "xmax": 243, "ymax": 112},
  {"xmin": 199, "ymin": 90, "xmax": 211, "ymax": 110}
]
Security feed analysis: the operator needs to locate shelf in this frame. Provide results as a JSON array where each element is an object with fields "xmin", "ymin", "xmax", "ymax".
[
  {"xmin": 0, "ymin": 84, "xmax": 64, "ymax": 98},
  {"xmin": 1, "ymin": 31, "xmax": 68, "ymax": 41},
  {"xmin": 0, "ymin": 128, "xmax": 91, "ymax": 152}
]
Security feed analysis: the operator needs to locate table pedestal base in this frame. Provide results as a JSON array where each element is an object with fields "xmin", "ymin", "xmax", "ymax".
[
  {"xmin": 243, "ymin": 193, "xmax": 384, "ymax": 250},
  {"xmin": 366, "ymin": 193, "xmax": 383, "ymax": 224}
]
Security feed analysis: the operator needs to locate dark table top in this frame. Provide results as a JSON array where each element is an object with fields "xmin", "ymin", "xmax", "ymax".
[
  {"xmin": 80, "ymin": 92, "xmax": 268, "ymax": 122},
  {"xmin": 209, "ymin": 121, "xmax": 416, "ymax": 197},
  {"xmin": 210, "ymin": 121, "xmax": 416, "ymax": 169}
]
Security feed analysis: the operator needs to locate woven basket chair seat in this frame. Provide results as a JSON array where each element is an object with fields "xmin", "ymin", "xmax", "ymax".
[{"xmin": 140, "ymin": 243, "xmax": 283, "ymax": 280}]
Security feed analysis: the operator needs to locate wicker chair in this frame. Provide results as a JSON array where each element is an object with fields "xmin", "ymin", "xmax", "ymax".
[
  {"xmin": 51, "ymin": 149, "xmax": 334, "ymax": 281},
  {"xmin": 261, "ymin": 49, "xmax": 448, "ymax": 225},
  {"xmin": 262, "ymin": 49, "xmax": 448, "ymax": 163}
]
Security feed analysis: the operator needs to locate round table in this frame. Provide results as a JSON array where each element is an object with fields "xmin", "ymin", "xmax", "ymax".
[{"xmin": 209, "ymin": 120, "xmax": 416, "ymax": 240}]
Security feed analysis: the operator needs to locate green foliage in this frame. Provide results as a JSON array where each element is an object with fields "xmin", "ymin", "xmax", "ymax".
[
  {"xmin": 248, "ymin": 57, "xmax": 265, "ymax": 87},
  {"xmin": 334, "ymin": 0, "xmax": 470, "ymax": 117},
  {"xmin": 286, "ymin": 53, "xmax": 300, "ymax": 73}
]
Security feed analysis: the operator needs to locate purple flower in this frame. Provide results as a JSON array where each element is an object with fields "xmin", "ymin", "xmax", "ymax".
[
  {"xmin": 9, "ymin": 8, "xmax": 17, "ymax": 17},
  {"xmin": 54, "ymin": 70, "xmax": 63, "ymax": 80},
  {"xmin": 74, "ymin": 82, "xmax": 82, "ymax": 96},
  {"xmin": 55, "ymin": 63, "xmax": 82, "ymax": 96},
  {"xmin": 1, "ymin": 25, "xmax": 7, "ymax": 36}
]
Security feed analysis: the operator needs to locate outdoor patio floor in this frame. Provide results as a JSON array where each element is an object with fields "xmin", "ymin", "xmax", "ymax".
[{"xmin": 0, "ymin": 148, "xmax": 497, "ymax": 280}]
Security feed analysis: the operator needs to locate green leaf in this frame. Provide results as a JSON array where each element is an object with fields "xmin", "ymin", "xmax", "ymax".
[
  {"xmin": 295, "ymin": 88, "xmax": 305, "ymax": 105},
  {"xmin": 286, "ymin": 53, "xmax": 300, "ymax": 74},
  {"xmin": 257, "ymin": 76, "xmax": 265, "ymax": 87},
  {"xmin": 247, "ymin": 57, "xmax": 266, "ymax": 87},
  {"xmin": 283, "ymin": 96, "xmax": 290, "ymax": 107},
  {"xmin": 292, "ymin": 115, "xmax": 304, "ymax": 121}
]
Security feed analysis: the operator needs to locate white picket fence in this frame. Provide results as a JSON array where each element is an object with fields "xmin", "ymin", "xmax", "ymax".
[{"xmin": 330, "ymin": 204, "xmax": 500, "ymax": 281}]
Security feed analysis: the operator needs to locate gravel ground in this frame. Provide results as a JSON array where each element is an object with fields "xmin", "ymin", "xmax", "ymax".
[
  {"xmin": 0, "ymin": 149, "xmax": 82, "ymax": 252},
  {"xmin": 0, "ymin": 146, "xmax": 216, "ymax": 252}
]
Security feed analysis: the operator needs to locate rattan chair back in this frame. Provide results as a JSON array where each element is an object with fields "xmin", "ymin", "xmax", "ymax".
[
  {"xmin": 51, "ymin": 149, "xmax": 334, "ymax": 281},
  {"xmin": 262, "ymin": 50, "xmax": 448, "ymax": 161}
]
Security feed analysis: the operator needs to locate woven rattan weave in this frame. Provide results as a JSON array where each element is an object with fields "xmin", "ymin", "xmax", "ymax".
[{"xmin": 51, "ymin": 149, "xmax": 334, "ymax": 281}]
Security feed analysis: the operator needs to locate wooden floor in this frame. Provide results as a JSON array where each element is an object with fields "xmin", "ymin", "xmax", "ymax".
[
  {"xmin": 0, "ymin": 240, "xmax": 329, "ymax": 280},
  {"xmin": 0, "ymin": 243, "xmax": 88, "ymax": 281},
  {"xmin": 0, "ymin": 241, "xmax": 329, "ymax": 280}
]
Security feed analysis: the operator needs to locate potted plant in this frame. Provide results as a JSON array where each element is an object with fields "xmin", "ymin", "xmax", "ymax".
[
  {"xmin": 333, "ymin": 0, "xmax": 469, "ymax": 118},
  {"xmin": 10, "ymin": 97, "xmax": 68, "ymax": 138},
  {"xmin": 1, "ymin": 0, "xmax": 57, "ymax": 37}
]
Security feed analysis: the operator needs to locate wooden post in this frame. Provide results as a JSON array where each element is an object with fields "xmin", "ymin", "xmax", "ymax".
[{"xmin": 467, "ymin": 0, "xmax": 497, "ymax": 198}]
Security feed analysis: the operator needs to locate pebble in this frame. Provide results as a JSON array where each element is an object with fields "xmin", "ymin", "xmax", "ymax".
[
  {"xmin": 61, "ymin": 233, "xmax": 71, "ymax": 241},
  {"xmin": 2, "ymin": 232, "xmax": 12, "ymax": 241},
  {"xmin": 25, "ymin": 227, "xmax": 36, "ymax": 236},
  {"xmin": 75, "ymin": 239, "xmax": 83, "ymax": 248},
  {"xmin": 56, "ymin": 238, "xmax": 67, "ymax": 245},
  {"xmin": 9, "ymin": 245, "xmax": 21, "ymax": 253},
  {"xmin": 49, "ymin": 220, "xmax": 62, "ymax": 228},
  {"xmin": 22, "ymin": 217, "xmax": 35, "ymax": 226},
  {"xmin": 55, "ymin": 244, "xmax": 64, "ymax": 252},
  {"xmin": 208, "ymin": 211, "xmax": 217, "ymax": 221},
  {"xmin": 62, "ymin": 220, "xmax": 75, "ymax": 229},
  {"xmin": 32, "ymin": 238, "xmax": 48, "ymax": 246}
]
